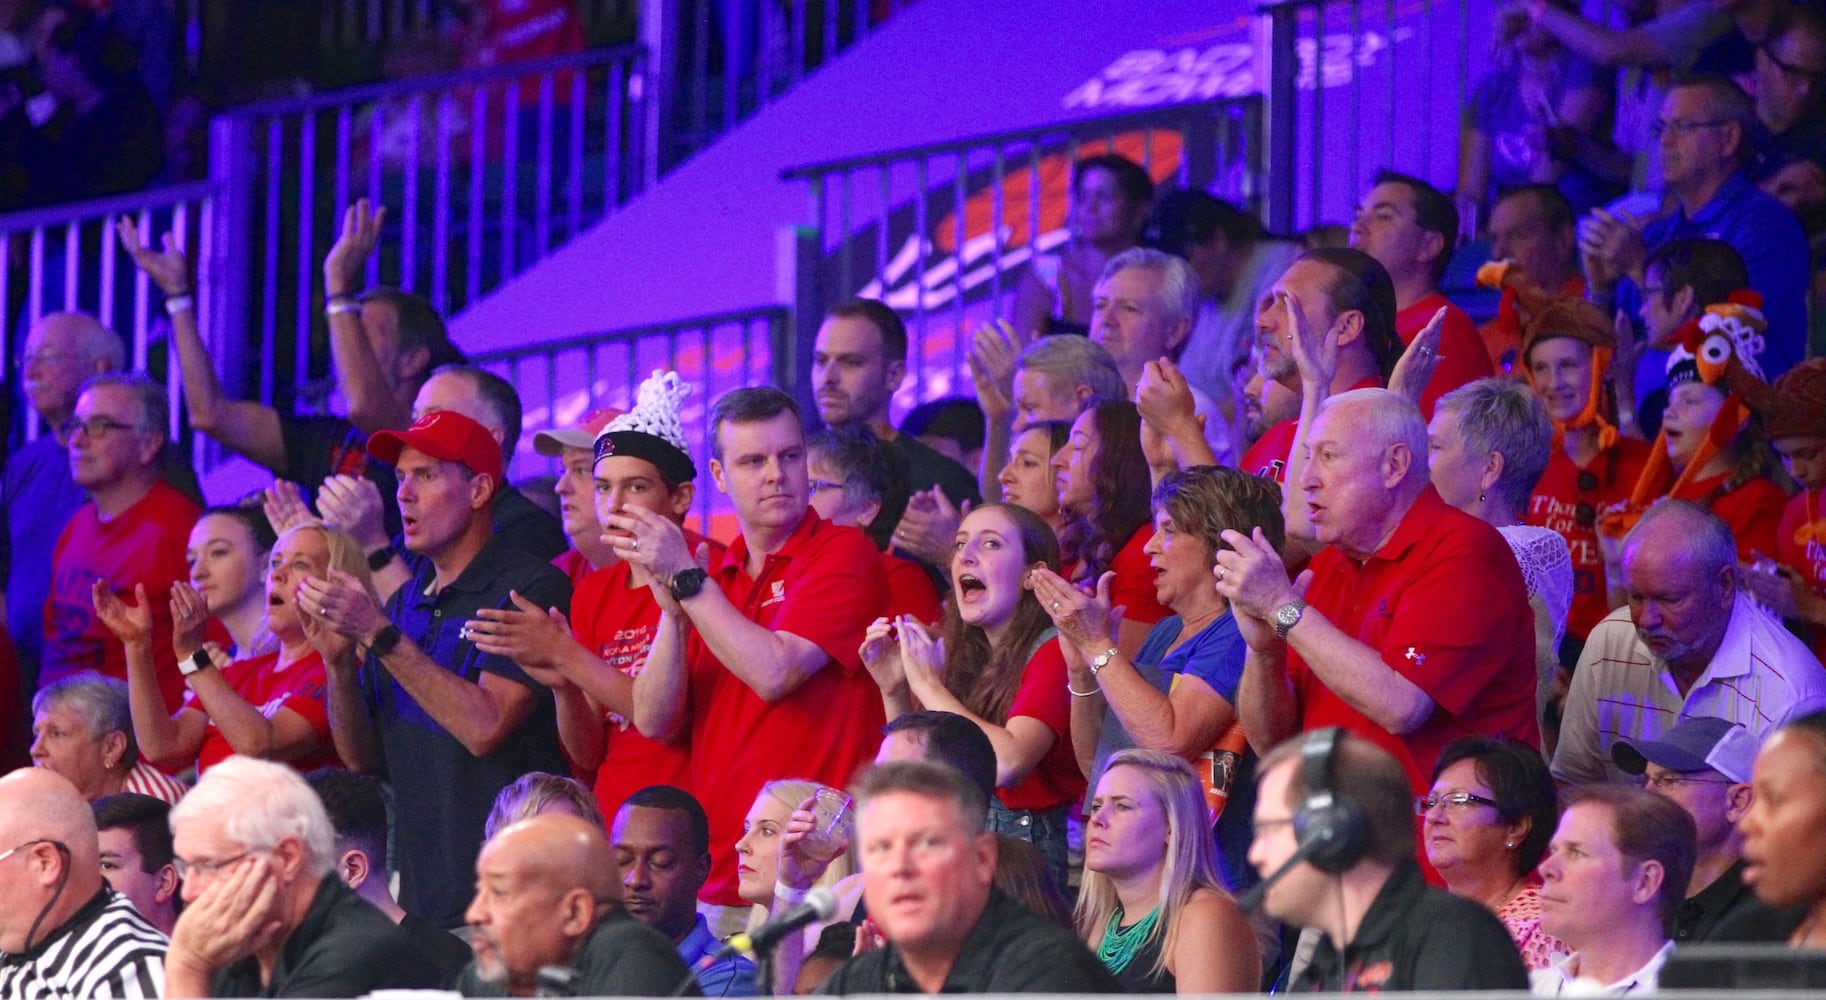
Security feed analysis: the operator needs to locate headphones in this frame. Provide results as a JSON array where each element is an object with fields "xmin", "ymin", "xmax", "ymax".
[{"xmin": 1292, "ymin": 727, "xmax": 1371, "ymax": 874}]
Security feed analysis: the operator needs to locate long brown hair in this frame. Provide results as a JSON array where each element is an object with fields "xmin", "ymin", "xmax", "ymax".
[
  {"xmin": 941, "ymin": 504, "xmax": 1062, "ymax": 724},
  {"xmin": 1060, "ymin": 400, "xmax": 1151, "ymax": 581}
]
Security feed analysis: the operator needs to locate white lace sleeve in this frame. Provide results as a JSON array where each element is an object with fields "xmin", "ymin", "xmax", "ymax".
[{"xmin": 1499, "ymin": 525, "xmax": 1574, "ymax": 653}]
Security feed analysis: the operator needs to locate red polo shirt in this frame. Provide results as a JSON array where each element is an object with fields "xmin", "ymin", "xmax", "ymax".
[
  {"xmin": 570, "ymin": 529, "xmax": 723, "ymax": 822},
  {"xmin": 687, "ymin": 509, "xmax": 887, "ymax": 905},
  {"xmin": 1398, "ymin": 293, "xmax": 1490, "ymax": 421},
  {"xmin": 1527, "ymin": 440, "xmax": 1655, "ymax": 642},
  {"xmin": 1292, "ymin": 487, "xmax": 1539, "ymax": 802}
]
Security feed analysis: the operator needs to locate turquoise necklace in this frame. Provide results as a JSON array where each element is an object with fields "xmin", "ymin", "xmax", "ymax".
[{"xmin": 1097, "ymin": 904, "xmax": 1162, "ymax": 974}]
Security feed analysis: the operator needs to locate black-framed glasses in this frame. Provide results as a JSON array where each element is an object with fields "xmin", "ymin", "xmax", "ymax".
[
  {"xmin": 1760, "ymin": 42, "xmax": 1826, "ymax": 85},
  {"xmin": 58, "ymin": 416, "xmax": 145, "ymax": 440},
  {"xmin": 1415, "ymin": 791, "xmax": 1500, "ymax": 815},
  {"xmin": 174, "ymin": 850, "xmax": 252, "ymax": 880},
  {"xmin": 1251, "ymin": 816, "xmax": 1296, "ymax": 838},
  {"xmin": 0, "ymin": 838, "xmax": 61, "ymax": 864},
  {"xmin": 1651, "ymin": 118, "xmax": 1733, "ymax": 138},
  {"xmin": 1640, "ymin": 772, "xmax": 1733, "ymax": 791}
]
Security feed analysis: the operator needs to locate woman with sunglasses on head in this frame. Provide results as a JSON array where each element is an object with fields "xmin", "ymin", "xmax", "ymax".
[
  {"xmin": 1423, "ymin": 735, "xmax": 1567, "ymax": 971},
  {"xmin": 94, "ymin": 522, "xmax": 365, "ymax": 776},
  {"xmin": 998, "ymin": 419, "xmax": 1075, "ymax": 557}
]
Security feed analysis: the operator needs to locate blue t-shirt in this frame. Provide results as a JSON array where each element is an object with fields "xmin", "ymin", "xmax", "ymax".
[{"xmin": 1090, "ymin": 612, "xmax": 1257, "ymax": 890}]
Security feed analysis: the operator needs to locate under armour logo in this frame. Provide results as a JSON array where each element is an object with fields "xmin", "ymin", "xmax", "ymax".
[{"xmin": 1404, "ymin": 647, "xmax": 1426, "ymax": 666}]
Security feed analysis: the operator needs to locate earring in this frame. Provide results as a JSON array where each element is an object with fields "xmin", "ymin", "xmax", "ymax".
[
  {"xmin": 1479, "ymin": 492, "xmax": 1488, "ymax": 503},
  {"xmin": 1505, "ymin": 840, "xmax": 1516, "ymax": 849}
]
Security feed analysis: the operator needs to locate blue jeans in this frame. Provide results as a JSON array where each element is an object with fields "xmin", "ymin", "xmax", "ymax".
[{"xmin": 986, "ymin": 799, "xmax": 1071, "ymax": 893}]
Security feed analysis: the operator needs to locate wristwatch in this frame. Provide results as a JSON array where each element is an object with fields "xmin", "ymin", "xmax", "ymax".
[
  {"xmin": 1272, "ymin": 600, "xmax": 1307, "ymax": 640},
  {"xmin": 367, "ymin": 624, "xmax": 403, "ymax": 658},
  {"xmin": 669, "ymin": 567, "xmax": 710, "ymax": 602},
  {"xmin": 1089, "ymin": 647, "xmax": 1120, "ymax": 676},
  {"xmin": 179, "ymin": 648, "xmax": 212, "ymax": 677},
  {"xmin": 366, "ymin": 546, "xmax": 394, "ymax": 571}
]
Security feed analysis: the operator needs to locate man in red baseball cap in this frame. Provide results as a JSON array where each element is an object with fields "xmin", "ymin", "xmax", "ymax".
[{"xmin": 304, "ymin": 408, "xmax": 572, "ymax": 929}]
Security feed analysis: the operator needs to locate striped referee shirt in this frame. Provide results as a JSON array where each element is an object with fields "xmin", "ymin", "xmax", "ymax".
[{"xmin": 0, "ymin": 887, "xmax": 167, "ymax": 998}]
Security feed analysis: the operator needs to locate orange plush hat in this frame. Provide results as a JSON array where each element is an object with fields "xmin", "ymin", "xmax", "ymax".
[
  {"xmin": 1598, "ymin": 291, "xmax": 1773, "ymax": 540},
  {"xmin": 1516, "ymin": 294, "xmax": 1620, "ymax": 450}
]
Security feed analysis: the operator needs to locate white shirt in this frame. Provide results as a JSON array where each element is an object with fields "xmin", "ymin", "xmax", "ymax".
[{"xmin": 1531, "ymin": 941, "xmax": 1673, "ymax": 995}]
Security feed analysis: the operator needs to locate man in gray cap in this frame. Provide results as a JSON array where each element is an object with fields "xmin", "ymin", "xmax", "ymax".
[{"xmin": 1611, "ymin": 715, "xmax": 1760, "ymax": 943}]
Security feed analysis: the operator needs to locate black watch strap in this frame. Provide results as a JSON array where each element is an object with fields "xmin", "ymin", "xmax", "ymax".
[
  {"xmin": 367, "ymin": 546, "xmax": 394, "ymax": 571},
  {"xmin": 180, "ymin": 647, "xmax": 212, "ymax": 676},
  {"xmin": 367, "ymin": 624, "xmax": 403, "ymax": 658},
  {"xmin": 669, "ymin": 567, "xmax": 709, "ymax": 602}
]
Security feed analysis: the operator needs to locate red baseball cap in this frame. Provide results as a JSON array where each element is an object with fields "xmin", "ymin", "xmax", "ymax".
[{"xmin": 367, "ymin": 410, "xmax": 505, "ymax": 485}]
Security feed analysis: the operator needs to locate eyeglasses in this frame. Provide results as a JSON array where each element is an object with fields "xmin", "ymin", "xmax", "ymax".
[
  {"xmin": 1651, "ymin": 118, "xmax": 1733, "ymax": 139},
  {"xmin": 1640, "ymin": 772, "xmax": 1733, "ymax": 791},
  {"xmin": 174, "ymin": 850, "xmax": 252, "ymax": 880},
  {"xmin": 0, "ymin": 839, "xmax": 60, "ymax": 864},
  {"xmin": 1251, "ymin": 816, "xmax": 1296, "ymax": 838},
  {"xmin": 58, "ymin": 416, "xmax": 146, "ymax": 440},
  {"xmin": 1414, "ymin": 791, "xmax": 1500, "ymax": 815},
  {"xmin": 1760, "ymin": 42, "xmax": 1826, "ymax": 86}
]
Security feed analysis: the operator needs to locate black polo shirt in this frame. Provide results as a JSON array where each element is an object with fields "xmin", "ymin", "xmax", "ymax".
[
  {"xmin": 457, "ymin": 910, "xmax": 699, "ymax": 997},
  {"xmin": 1676, "ymin": 859, "xmax": 1761, "ymax": 944},
  {"xmin": 1295, "ymin": 861, "xmax": 1530, "ymax": 993},
  {"xmin": 819, "ymin": 890, "xmax": 1118, "ymax": 994},
  {"xmin": 363, "ymin": 535, "xmax": 571, "ymax": 927},
  {"xmin": 210, "ymin": 877, "xmax": 452, "ymax": 997}
]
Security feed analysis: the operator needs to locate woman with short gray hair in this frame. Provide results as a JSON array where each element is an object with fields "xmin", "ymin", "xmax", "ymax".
[{"xmin": 1428, "ymin": 377, "xmax": 1571, "ymax": 736}]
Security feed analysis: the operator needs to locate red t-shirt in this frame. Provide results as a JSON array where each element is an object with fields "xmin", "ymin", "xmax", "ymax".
[
  {"xmin": 1241, "ymin": 419, "xmax": 1299, "ymax": 483},
  {"xmin": 1777, "ymin": 490, "xmax": 1826, "ymax": 660},
  {"xmin": 882, "ymin": 552, "xmax": 942, "ymax": 625},
  {"xmin": 551, "ymin": 548, "xmax": 599, "ymax": 589},
  {"xmin": 570, "ymin": 533, "xmax": 721, "ymax": 821},
  {"xmin": 44, "ymin": 481, "xmax": 203, "ymax": 709},
  {"xmin": 1108, "ymin": 525, "xmax": 1170, "ymax": 627},
  {"xmin": 997, "ymin": 638, "xmax": 1087, "ymax": 812},
  {"xmin": 687, "ymin": 510, "xmax": 887, "ymax": 905},
  {"xmin": 1676, "ymin": 473, "xmax": 1789, "ymax": 564},
  {"xmin": 1527, "ymin": 440, "xmax": 1655, "ymax": 641},
  {"xmin": 1398, "ymin": 293, "xmax": 1491, "ymax": 421},
  {"xmin": 1293, "ymin": 487, "xmax": 1539, "ymax": 806},
  {"xmin": 182, "ymin": 650, "xmax": 338, "ymax": 774}
]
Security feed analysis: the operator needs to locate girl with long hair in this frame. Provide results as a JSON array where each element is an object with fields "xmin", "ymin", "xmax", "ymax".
[{"xmin": 1053, "ymin": 400, "xmax": 1170, "ymax": 655}]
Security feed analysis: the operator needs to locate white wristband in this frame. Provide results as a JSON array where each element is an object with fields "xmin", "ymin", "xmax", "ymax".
[
  {"xmin": 164, "ymin": 295, "xmax": 194, "ymax": 316},
  {"xmin": 774, "ymin": 881, "xmax": 809, "ymax": 906}
]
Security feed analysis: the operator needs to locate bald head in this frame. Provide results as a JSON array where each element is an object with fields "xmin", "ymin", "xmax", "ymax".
[
  {"xmin": 488, "ymin": 813, "xmax": 621, "ymax": 904},
  {"xmin": 1620, "ymin": 501, "xmax": 1737, "ymax": 674},
  {"xmin": 22, "ymin": 312, "xmax": 123, "ymax": 424},
  {"xmin": 0, "ymin": 768, "xmax": 104, "ymax": 952}
]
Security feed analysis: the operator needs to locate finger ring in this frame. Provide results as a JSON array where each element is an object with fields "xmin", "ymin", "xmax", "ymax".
[
  {"xmin": 631, "ymin": 538, "xmax": 639, "ymax": 552},
  {"xmin": 1217, "ymin": 568, "xmax": 1228, "ymax": 581},
  {"xmin": 1050, "ymin": 600, "xmax": 1061, "ymax": 611}
]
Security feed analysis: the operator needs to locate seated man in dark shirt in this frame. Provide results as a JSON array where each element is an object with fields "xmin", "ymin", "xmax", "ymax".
[
  {"xmin": 459, "ymin": 813, "xmax": 697, "ymax": 997},
  {"xmin": 1246, "ymin": 728, "xmax": 1529, "ymax": 992},
  {"xmin": 163, "ymin": 755, "xmax": 448, "ymax": 997},
  {"xmin": 818, "ymin": 761, "xmax": 1117, "ymax": 994}
]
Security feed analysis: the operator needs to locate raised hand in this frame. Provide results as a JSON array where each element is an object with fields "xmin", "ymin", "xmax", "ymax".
[
  {"xmin": 261, "ymin": 480, "xmax": 322, "ymax": 536},
  {"xmin": 894, "ymin": 487, "xmax": 964, "ymax": 566},
  {"xmin": 93, "ymin": 581, "xmax": 154, "ymax": 646},
  {"xmin": 1282, "ymin": 290, "xmax": 1339, "ymax": 395},
  {"xmin": 968, "ymin": 320, "xmax": 1023, "ymax": 422},
  {"xmin": 897, "ymin": 618, "xmax": 948, "ymax": 702},
  {"xmin": 324, "ymin": 199, "xmax": 386, "ymax": 296},
  {"xmin": 315, "ymin": 475, "xmax": 388, "ymax": 551},
  {"xmin": 465, "ymin": 590, "xmax": 581, "ymax": 683},
  {"xmin": 116, "ymin": 217, "xmax": 194, "ymax": 296},
  {"xmin": 1214, "ymin": 527, "xmax": 1308, "ymax": 650},
  {"xmin": 859, "ymin": 616, "xmax": 906, "ymax": 695},
  {"xmin": 169, "ymin": 581, "xmax": 212, "ymax": 657},
  {"xmin": 1389, "ymin": 307, "xmax": 1446, "ymax": 406},
  {"xmin": 1031, "ymin": 568, "xmax": 1123, "ymax": 654},
  {"xmin": 295, "ymin": 568, "xmax": 389, "ymax": 642}
]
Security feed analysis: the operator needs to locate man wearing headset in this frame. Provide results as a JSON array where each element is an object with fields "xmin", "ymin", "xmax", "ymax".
[{"xmin": 1246, "ymin": 729, "xmax": 1527, "ymax": 992}]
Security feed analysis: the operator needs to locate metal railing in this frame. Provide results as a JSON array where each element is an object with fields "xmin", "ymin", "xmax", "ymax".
[
  {"xmin": 1259, "ymin": 0, "xmax": 1482, "ymax": 235},
  {"xmin": 645, "ymin": 0, "xmax": 916, "ymax": 173},
  {"xmin": 208, "ymin": 44, "xmax": 648, "ymax": 418},
  {"xmin": 469, "ymin": 305, "xmax": 792, "ymax": 531},
  {"xmin": 780, "ymin": 97, "xmax": 1262, "ymax": 410},
  {"xmin": 1, "ymin": 184, "xmax": 214, "ymax": 444}
]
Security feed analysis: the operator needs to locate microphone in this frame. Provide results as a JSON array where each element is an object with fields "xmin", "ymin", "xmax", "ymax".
[
  {"xmin": 713, "ymin": 887, "xmax": 840, "ymax": 959},
  {"xmin": 1236, "ymin": 835, "xmax": 1327, "ymax": 914}
]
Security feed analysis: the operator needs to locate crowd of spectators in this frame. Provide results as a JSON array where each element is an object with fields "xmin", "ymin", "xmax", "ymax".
[{"xmin": 8, "ymin": 1, "xmax": 1826, "ymax": 996}]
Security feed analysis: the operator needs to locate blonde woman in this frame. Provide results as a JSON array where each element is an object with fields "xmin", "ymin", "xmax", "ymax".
[{"xmin": 1079, "ymin": 749, "xmax": 1259, "ymax": 993}]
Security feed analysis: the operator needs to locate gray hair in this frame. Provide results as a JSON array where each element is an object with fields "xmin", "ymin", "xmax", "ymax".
[
  {"xmin": 33, "ymin": 672, "xmax": 136, "ymax": 764},
  {"xmin": 171, "ymin": 756, "xmax": 336, "ymax": 878},
  {"xmin": 36, "ymin": 312, "xmax": 126, "ymax": 370},
  {"xmin": 1436, "ymin": 377, "xmax": 1553, "ymax": 513},
  {"xmin": 1320, "ymin": 388, "xmax": 1428, "ymax": 485},
  {"xmin": 1101, "ymin": 247, "xmax": 1201, "ymax": 327},
  {"xmin": 1015, "ymin": 336, "xmax": 1127, "ymax": 406},
  {"xmin": 1622, "ymin": 499, "xmax": 1737, "ymax": 581},
  {"xmin": 78, "ymin": 371, "xmax": 169, "ymax": 436}
]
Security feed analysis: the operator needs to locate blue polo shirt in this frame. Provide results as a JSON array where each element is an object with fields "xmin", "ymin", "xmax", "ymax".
[
  {"xmin": 362, "ymin": 535, "xmax": 571, "ymax": 928},
  {"xmin": 677, "ymin": 914, "xmax": 759, "ymax": 996},
  {"xmin": 1621, "ymin": 172, "xmax": 1810, "ymax": 401}
]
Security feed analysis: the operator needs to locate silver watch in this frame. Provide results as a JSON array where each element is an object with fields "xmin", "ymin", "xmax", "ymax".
[
  {"xmin": 1089, "ymin": 647, "xmax": 1120, "ymax": 675},
  {"xmin": 1272, "ymin": 600, "xmax": 1307, "ymax": 639}
]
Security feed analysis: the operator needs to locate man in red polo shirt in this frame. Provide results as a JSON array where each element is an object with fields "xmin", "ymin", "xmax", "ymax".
[
  {"xmin": 613, "ymin": 387, "xmax": 887, "ymax": 910},
  {"xmin": 1218, "ymin": 387, "xmax": 1538, "ymax": 817},
  {"xmin": 1237, "ymin": 248, "xmax": 1401, "ymax": 484},
  {"xmin": 1349, "ymin": 171, "xmax": 1491, "ymax": 419},
  {"xmin": 465, "ymin": 371, "xmax": 719, "ymax": 823}
]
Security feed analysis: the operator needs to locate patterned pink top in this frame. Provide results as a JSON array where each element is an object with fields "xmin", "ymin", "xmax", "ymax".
[{"xmin": 1499, "ymin": 883, "xmax": 1570, "ymax": 972}]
